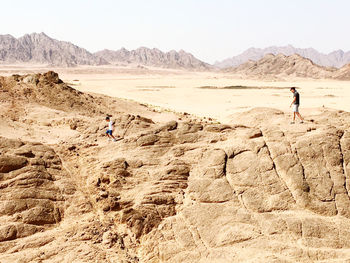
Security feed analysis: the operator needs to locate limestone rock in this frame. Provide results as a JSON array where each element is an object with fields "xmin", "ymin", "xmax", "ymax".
[
  {"xmin": 137, "ymin": 134, "xmax": 159, "ymax": 146},
  {"xmin": 0, "ymin": 155, "xmax": 27, "ymax": 173},
  {"xmin": 0, "ymin": 137, "xmax": 75, "ymax": 244}
]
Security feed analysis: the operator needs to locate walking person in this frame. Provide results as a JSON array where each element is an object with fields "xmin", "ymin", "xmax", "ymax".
[
  {"xmin": 290, "ymin": 87, "xmax": 304, "ymax": 124},
  {"xmin": 105, "ymin": 116, "xmax": 118, "ymax": 141}
]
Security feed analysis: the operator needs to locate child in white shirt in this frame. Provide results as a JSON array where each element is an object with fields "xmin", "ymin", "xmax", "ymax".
[{"xmin": 105, "ymin": 116, "xmax": 117, "ymax": 141}]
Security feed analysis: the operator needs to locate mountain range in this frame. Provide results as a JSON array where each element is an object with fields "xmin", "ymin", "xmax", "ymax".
[
  {"xmin": 0, "ymin": 33, "xmax": 210, "ymax": 69},
  {"xmin": 94, "ymin": 48, "xmax": 211, "ymax": 70},
  {"xmin": 1, "ymin": 33, "xmax": 350, "ymax": 75},
  {"xmin": 215, "ymin": 45, "xmax": 350, "ymax": 68},
  {"xmin": 0, "ymin": 33, "xmax": 106, "ymax": 66}
]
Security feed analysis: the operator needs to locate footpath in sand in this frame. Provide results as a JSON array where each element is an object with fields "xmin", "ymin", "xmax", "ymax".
[{"xmin": 1, "ymin": 72, "xmax": 350, "ymax": 262}]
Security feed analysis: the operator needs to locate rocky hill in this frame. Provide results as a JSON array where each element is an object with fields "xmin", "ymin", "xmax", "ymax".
[
  {"xmin": 215, "ymin": 45, "xmax": 350, "ymax": 68},
  {"xmin": 334, "ymin": 63, "xmax": 350, "ymax": 80},
  {"xmin": 0, "ymin": 33, "xmax": 107, "ymax": 67},
  {"xmin": 94, "ymin": 47, "xmax": 212, "ymax": 70},
  {"xmin": 1, "ymin": 72, "xmax": 350, "ymax": 262},
  {"xmin": 226, "ymin": 53, "xmax": 349, "ymax": 80}
]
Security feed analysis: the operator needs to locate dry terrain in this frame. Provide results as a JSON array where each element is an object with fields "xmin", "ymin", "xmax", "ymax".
[
  {"xmin": 1, "ymin": 67, "xmax": 350, "ymax": 262},
  {"xmin": 1, "ymin": 65, "xmax": 350, "ymax": 122},
  {"xmin": 61, "ymin": 67, "xmax": 350, "ymax": 122}
]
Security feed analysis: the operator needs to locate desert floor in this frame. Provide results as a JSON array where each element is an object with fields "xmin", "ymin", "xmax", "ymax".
[{"xmin": 2, "ymin": 65, "xmax": 350, "ymax": 122}]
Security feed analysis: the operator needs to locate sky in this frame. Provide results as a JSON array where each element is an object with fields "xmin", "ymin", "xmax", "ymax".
[{"xmin": 1, "ymin": 0, "xmax": 349, "ymax": 64}]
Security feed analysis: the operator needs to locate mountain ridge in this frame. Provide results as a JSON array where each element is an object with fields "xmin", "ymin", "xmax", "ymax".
[
  {"xmin": 0, "ymin": 32, "xmax": 107, "ymax": 67},
  {"xmin": 0, "ymin": 33, "xmax": 210, "ymax": 69},
  {"xmin": 1, "ymin": 33, "xmax": 350, "ymax": 73},
  {"xmin": 215, "ymin": 45, "xmax": 350, "ymax": 68},
  {"xmin": 94, "ymin": 47, "xmax": 212, "ymax": 70}
]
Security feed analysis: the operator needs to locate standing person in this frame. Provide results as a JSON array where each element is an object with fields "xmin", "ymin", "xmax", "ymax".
[
  {"xmin": 105, "ymin": 116, "xmax": 118, "ymax": 141},
  {"xmin": 290, "ymin": 87, "xmax": 304, "ymax": 124}
]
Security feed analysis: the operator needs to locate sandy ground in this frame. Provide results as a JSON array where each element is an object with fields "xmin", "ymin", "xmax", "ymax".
[{"xmin": 1, "ymin": 65, "xmax": 350, "ymax": 123}]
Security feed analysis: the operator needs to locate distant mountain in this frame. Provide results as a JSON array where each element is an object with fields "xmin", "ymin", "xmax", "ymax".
[
  {"xmin": 215, "ymin": 45, "xmax": 350, "ymax": 69},
  {"xmin": 1, "ymin": 33, "xmax": 349, "ymax": 73},
  {"xmin": 94, "ymin": 47, "xmax": 212, "ymax": 70},
  {"xmin": 0, "ymin": 33, "xmax": 107, "ymax": 66},
  {"xmin": 0, "ymin": 33, "xmax": 211, "ymax": 70},
  {"xmin": 227, "ymin": 53, "xmax": 339, "ymax": 79}
]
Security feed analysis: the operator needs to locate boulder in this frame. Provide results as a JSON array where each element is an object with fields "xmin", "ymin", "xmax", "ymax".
[{"xmin": 0, "ymin": 155, "xmax": 27, "ymax": 173}]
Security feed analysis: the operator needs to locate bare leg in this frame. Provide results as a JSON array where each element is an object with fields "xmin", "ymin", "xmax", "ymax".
[
  {"xmin": 296, "ymin": 112, "xmax": 303, "ymax": 121},
  {"xmin": 107, "ymin": 132, "xmax": 118, "ymax": 141},
  {"xmin": 293, "ymin": 112, "xmax": 296, "ymax": 122}
]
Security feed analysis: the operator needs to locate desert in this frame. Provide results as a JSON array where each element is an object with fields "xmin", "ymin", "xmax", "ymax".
[
  {"xmin": 2, "ymin": 1, "xmax": 350, "ymax": 261},
  {"xmin": 1, "ymin": 64, "xmax": 350, "ymax": 124},
  {"xmin": 0, "ymin": 64, "xmax": 350, "ymax": 262}
]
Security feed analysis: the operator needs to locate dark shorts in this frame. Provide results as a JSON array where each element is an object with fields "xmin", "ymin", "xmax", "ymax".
[{"xmin": 106, "ymin": 130, "xmax": 113, "ymax": 135}]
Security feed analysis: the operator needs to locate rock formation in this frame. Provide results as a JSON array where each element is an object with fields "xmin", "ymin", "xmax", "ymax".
[
  {"xmin": 334, "ymin": 63, "xmax": 350, "ymax": 80},
  {"xmin": 1, "ymin": 73, "xmax": 350, "ymax": 262},
  {"xmin": 225, "ymin": 53, "xmax": 350, "ymax": 80}
]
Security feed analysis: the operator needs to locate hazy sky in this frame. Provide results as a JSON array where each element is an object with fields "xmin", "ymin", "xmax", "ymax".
[{"xmin": 1, "ymin": 0, "xmax": 349, "ymax": 63}]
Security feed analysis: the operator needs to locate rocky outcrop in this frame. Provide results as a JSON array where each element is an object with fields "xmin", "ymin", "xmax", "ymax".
[
  {"xmin": 0, "ymin": 71, "xmax": 113, "ymax": 116},
  {"xmin": 0, "ymin": 137, "xmax": 75, "ymax": 243},
  {"xmin": 334, "ymin": 63, "xmax": 350, "ymax": 80},
  {"xmin": 139, "ymin": 109, "xmax": 350, "ymax": 262},
  {"xmin": 226, "ymin": 53, "xmax": 342, "ymax": 79},
  {"xmin": 58, "ymin": 108, "xmax": 350, "ymax": 262}
]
